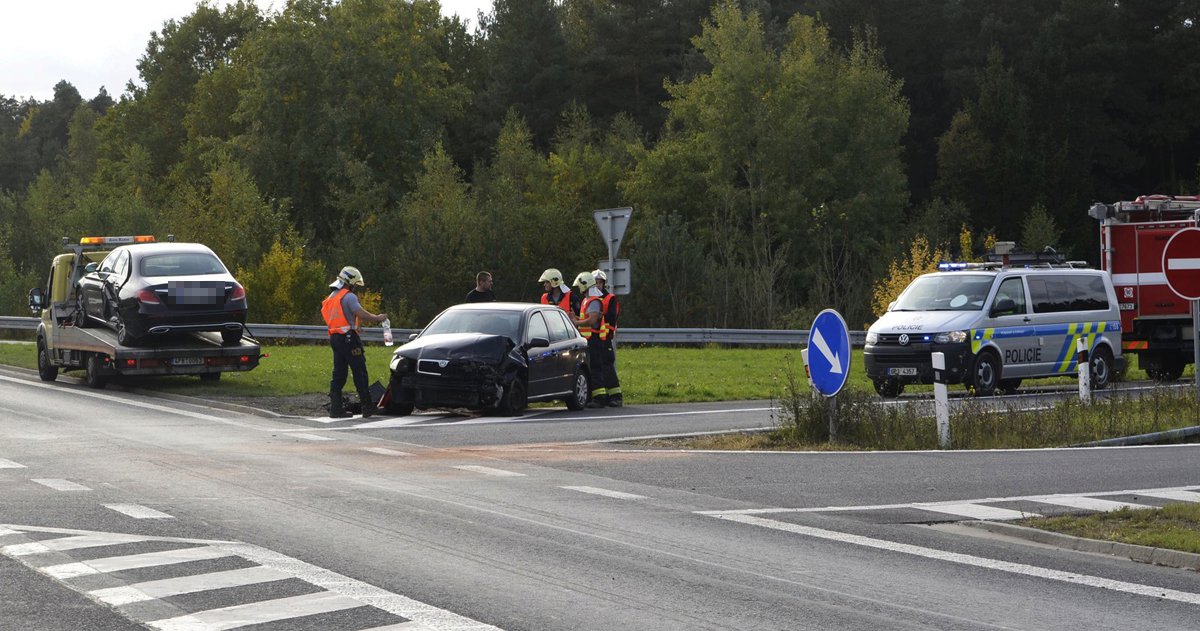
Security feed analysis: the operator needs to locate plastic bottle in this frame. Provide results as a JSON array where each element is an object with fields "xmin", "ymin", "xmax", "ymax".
[{"xmin": 382, "ymin": 318, "xmax": 394, "ymax": 346}]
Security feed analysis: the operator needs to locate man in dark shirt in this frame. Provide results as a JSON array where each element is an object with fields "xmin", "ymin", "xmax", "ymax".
[{"xmin": 465, "ymin": 271, "xmax": 496, "ymax": 302}]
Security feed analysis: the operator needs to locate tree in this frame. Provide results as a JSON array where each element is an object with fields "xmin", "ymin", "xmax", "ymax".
[
  {"xmin": 1020, "ymin": 204, "xmax": 1061, "ymax": 253},
  {"xmin": 871, "ymin": 234, "xmax": 947, "ymax": 318}
]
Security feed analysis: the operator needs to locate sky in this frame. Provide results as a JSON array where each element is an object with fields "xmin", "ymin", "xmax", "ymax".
[{"xmin": 1, "ymin": 0, "xmax": 490, "ymax": 102}]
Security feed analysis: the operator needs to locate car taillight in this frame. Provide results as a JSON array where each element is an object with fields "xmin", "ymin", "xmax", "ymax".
[
  {"xmin": 136, "ymin": 289, "xmax": 161, "ymax": 304},
  {"xmin": 229, "ymin": 285, "xmax": 246, "ymax": 302}
]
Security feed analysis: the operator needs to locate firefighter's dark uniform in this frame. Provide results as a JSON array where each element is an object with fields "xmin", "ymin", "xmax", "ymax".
[{"xmin": 322, "ymin": 287, "xmax": 373, "ymax": 418}]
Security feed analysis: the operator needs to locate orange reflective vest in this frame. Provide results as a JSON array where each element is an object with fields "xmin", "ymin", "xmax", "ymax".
[
  {"xmin": 578, "ymin": 295, "xmax": 604, "ymax": 339},
  {"xmin": 321, "ymin": 288, "xmax": 359, "ymax": 334},
  {"xmin": 598, "ymin": 292, "xmax": 620, "ymax": 341},
  {"xmin": 541, "ymin": 290, "xmax": 572, "ymax": 314}
]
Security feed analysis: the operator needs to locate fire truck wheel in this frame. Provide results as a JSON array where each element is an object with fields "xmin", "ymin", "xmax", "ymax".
[
  {"xmin": 1090, "ymin": 346, "xmax": 1114, "ymax": 390},
  {"xmin": 997, "ymin": 379, "xmax": 1022, "ymax": 394},
  {"xmin": 970, "ymin": 351, "xmax": 1000, "ymax": 396},
  {"xmin": 1150, "ymin": 358, "xmax": 1185, "ymax": 382}
]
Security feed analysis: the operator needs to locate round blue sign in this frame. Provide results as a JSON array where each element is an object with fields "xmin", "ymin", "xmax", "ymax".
[{"xmin": 808, "ymin": 309, "xmax": 851, "ymax": 397}]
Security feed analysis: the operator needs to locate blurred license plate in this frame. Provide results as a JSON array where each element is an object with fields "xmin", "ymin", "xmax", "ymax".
[
  {"xmin": 174, "ymin": 357, "xmax": 204, "ymax": 366},
  {"xmin": 169, "ymin": 281, "xmax": 221, "ymax": 305},
  {"xmin": 887, "ymin": 367, "xmax": 918, "ymax": 376}
]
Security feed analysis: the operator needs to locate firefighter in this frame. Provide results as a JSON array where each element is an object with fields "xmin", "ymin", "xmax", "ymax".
[
  {"xmin": 572, "ymin": 271, "xmax": 610, "ymax": 408},
  {"xmin": 592, "ymin": 269, "xmax": 623, "ymax": 407},
  {"xmin": 538, "ymin": 268, "xmax": 577, "ymax": 314},
  {"xmin": 321, "ymin": 266, "xmax": 388, "ymax": 419}
]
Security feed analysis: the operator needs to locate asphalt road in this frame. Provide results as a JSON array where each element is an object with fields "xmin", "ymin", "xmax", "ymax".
[{"xmin": 2, "ymin": 367, "xmax": 1199, "ymax": 630}]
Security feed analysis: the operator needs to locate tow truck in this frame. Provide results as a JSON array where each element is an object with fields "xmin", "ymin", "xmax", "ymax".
[{"xmin": 27, "ymin": 236, "xmax": 262, "ymax": 388}]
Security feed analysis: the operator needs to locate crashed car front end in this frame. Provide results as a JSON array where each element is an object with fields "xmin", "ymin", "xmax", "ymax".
[{"xmin": 388, "ymin": 333, "xmax": 525, "ymax": 410}]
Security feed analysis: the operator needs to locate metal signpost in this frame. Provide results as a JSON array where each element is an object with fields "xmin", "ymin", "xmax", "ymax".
[
  {"xmin": 594, "ymin": 207, "xmax": 633, "ymax": 295},
  {"xmin": 807, "ymin": 309, "xmax": 851, "ymax": 441},
  {"xmin": 1162, "ymin": 227, "xmax": 1200, "ymax": 399}
]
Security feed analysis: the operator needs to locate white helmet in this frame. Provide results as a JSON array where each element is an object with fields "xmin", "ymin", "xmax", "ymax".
[
  {"xmin": 573, "ymin": 271, "xmax": 596, "ymax": 291},
  {"xmin": 591, "ymin": 269, "xmax": 607, "ymax": 283},
  {"xmin": 538, "ymin": 268, "xmax": 562, "ymax": 284},
  {"xmin": 333, "ymin": 265, "xmax": 365, "ymax": 287}
]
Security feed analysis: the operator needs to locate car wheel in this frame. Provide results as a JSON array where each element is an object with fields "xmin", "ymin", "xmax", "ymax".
[
  {"xmin": 872, "ymin": 378, "xmax": 904, "ymax": 398},
  {"xmin": 499, "ymin": 378, "xmax": 527, "ymax": 416},
  {"xmin": 998, "ymin": 378, "xmax": 1022, "ymax": 395},
  {"xmin": 1090, "ymin": 345, "xmax": 1114, "ymax": 390},
  {"xmin": 37, "ymin": 340, "xmax": 58, "ymax": 382},
  {"xmin": 970, "ymin": 351, "xmax": 1000, "ymax": 396},
  {"xmin": 222, "ymin": 329, "xmax": 242, "ymax": 345},
  {"xmin": 566, "ymin": 370, "xmax": 589, "ymax": 410},
  {"xmin": 384, "ymin": 375, "xmax": 414, "ymax": 416},
  {"xmin": 84, "ymin": 353, "xmax": 108, "ymax": 389},
  {"xmin": 74, "ymin": 292, "xmax": 89, "ymax": 328},
  {"xmin": 116, "ymin": 317, "xmax": 138, "ymax": 346}
]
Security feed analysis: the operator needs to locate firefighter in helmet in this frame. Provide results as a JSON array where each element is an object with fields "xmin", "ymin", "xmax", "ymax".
[
  {"xmin": 539, "ymin": 268, "xmax": 578, "ymax": 314},
  {"xmin": 592, "ymin": 269, "xmax": 622, "ymax": 407},
  {"xmin": 572, "ymin": 271, "xmax": 611, "ymax": 408},
  {"xmin": 321, "ymin": 266, "xmax": 387, "ymax": 418}
]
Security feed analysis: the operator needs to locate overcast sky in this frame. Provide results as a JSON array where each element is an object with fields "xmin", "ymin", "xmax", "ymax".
[{"xmin": 1, "ymin": 0, "xmax": 490, "ymax": 102}]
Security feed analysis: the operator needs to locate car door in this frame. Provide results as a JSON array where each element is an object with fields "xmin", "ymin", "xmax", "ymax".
[
  {"xmin": 985, "ymin": 275, "xmax": 1037, "ymax": 379},
  {"xmin": 105, "ymin": 250, "xmax": 131, "ymax": 315},
  {"xmin": 524, "ymin": 311, "xmax": 557, "ymax": 396},
  {"xmin": 543, "ymin": 309, "xmax": 579, "ymax": 393},
  {"xmin": 83, "ymin": 250, "xmax": 120, "ymax": 319}
]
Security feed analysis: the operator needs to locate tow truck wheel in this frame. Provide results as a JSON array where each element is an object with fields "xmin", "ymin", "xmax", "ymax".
[
  {"xmin": 37, "ymin": 340, "xmax": 58, "ymax": 382},
  {"xmin": 84, "ymin": 353, "xmax": 108, "ymax": 389}
]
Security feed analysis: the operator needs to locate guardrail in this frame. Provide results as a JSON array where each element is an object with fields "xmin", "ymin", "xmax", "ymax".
[{"xmin": 0, "ymin": 316, "xmax": 867, "ymax": 347}]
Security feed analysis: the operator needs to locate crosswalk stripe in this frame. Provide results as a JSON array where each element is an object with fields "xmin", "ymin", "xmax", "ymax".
[
  {"xmin": 5, "ymin": 533, "xmax": 148, "ymax": 556},
  {"xmin": 1137, "ymin": 490, "xmax": 1200, "ymax": 503},
  {"xmin": 362, "ymin": 447, "xmax": 413, "ymax": 457},
  {"xmin": 359, "ymin": 623, "xmax": 425, "ymax": 630},
  {"xmin": 1029, "ymin": 496, "xmax": 1153, "ymax": 512},
  {"xmin": 562, "ymin": 486, "xmax": 647, "ymax": 500},
  {"xmin": 89, "ymin": 566, "xmax": 292, "ymax": 606},
  {"xmin": 41, "ymin": 546, "xmax": 232, "ymax": 579},
  {"xmin": 32, "ymin": 478, "xmax": 92, "ymax": 491},
  {"xmin": 0, "ymin": 458, "xmax": 26, "ymax": 468},
  {"xmin": 453, "ymin": 465, "xmax": 525, "ymax": 477},
  {"xmin": 104, "ymin": 504, "xmax": 175, "ymax": 519},
  {"xmin": 146, "ymin": 591, "xmax": 365, "ymax": 631},
  {"xmin": 912, "ymin": 503, "xmax": 1038, "ymax": 521}
]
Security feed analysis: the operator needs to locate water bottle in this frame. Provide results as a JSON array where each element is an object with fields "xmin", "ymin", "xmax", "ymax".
[{"xmin": 382, "ymin": 318, "xmax": 394, "ymax": 346}]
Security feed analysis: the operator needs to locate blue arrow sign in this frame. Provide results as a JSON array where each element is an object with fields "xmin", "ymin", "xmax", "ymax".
[{"xmin": 808, "ymin": 309, "xmax": 851, "ymax": 397}]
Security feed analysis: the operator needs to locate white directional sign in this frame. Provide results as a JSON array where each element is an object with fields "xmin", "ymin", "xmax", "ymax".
[
  {"xmin": 807, "ymin": 309, "xmax": 851, "ymax": 397},
  {"xmin": 594, "ymin": 207, "xmax": 632, "ymax": 261}
]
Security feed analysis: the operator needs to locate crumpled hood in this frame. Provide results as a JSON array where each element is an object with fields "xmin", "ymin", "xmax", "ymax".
[
  {"xmin": 393, "ymin": 333, "xmax": 514, "ymax": 362},
  {"xmin": 868, "ymin": 310, "xmax": 982, "ymax": 334}
]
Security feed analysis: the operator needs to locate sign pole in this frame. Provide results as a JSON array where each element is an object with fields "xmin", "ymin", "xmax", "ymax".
[
  {"xmin": 1194, "ymin": 299, "xmax": 1199, "ymax": 400},
  {"xmin": 1161, "ymin": 227, "xmax": 1200, "ymax": 401}
]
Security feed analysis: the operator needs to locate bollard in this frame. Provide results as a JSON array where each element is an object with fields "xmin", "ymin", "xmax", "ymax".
[
  {"xmin": 800, "ymin": 348, "xmax": 814, "ymax": 388},
  {"xmin": 1077, "ymin": 338, "xmax": 1091, "ymax": 403},
  {"xmin": 932, "ymin": 352, "xmax": 950, "ymax": 449}
]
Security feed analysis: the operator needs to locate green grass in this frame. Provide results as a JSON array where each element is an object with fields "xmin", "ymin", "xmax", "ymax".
[{"xmin": 1019, "ymin": 503, "xmax": 1200, "ymax": 555}]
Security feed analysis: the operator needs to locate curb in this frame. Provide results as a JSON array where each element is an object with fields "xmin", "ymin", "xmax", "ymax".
[{"xmin": 963, "ymin": 520, "xmax": 1200, "ymax": 572}]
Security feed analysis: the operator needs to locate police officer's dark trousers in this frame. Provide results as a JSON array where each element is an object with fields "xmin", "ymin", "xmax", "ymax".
[{"xmin": 330, "ymin": 331, "xmax": 372, "ymax": 417}]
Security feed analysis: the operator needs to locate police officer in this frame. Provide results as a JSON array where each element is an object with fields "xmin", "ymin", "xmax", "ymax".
[
  {"xmin": 322, "ymin": 266, "xmax": 387, "ymax": 419},
  {"xmin": 572, "ymin": 271, "xmax": 610, "ymax": 408},
  {"xmin": 539, "ymin": 268, "xmax": 578, "ymax": 315},
  {"xmin": 592, "ymin": 269, "xmax": 623, "ymax": 407}
]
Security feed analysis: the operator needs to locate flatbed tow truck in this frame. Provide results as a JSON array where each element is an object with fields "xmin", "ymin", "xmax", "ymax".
[{"xmin": 28, "ymin": 236, "xmax": 262, "ymax": 389}]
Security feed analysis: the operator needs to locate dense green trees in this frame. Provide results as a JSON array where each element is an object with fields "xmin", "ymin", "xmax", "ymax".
[{"xmin": 2, "ymin": 0, "xmax": 1200, "ymax": 328}]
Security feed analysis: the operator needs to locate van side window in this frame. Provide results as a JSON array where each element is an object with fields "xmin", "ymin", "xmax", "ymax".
[
  {"xmin": 1029, "ymin": 274, "xmax": 1109, "ymax": 313},
  {"xmin": 992, "ymin": 277, "xmax": 1026, "ymax": 316}
]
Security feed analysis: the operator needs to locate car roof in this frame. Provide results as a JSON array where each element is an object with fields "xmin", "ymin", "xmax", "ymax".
[
  {"xmin": 119, "ymin": 243, "xmax": 218, "ymax": 257},
  {"xmin": 445, "ymin": 302, "xmax": 555, "ymax": 314}
]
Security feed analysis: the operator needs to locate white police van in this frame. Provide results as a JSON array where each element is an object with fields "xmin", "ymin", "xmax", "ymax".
[{"xmin": 863, "ymin": 263, "xmax": 1124, "ymax": 397}]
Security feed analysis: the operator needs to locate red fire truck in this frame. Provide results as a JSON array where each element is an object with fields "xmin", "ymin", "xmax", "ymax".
[{"xmin": 1089, "ymin": 195, "xmax": 1199, "ymax": 381}]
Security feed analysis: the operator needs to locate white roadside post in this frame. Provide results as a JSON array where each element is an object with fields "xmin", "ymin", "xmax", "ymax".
[
  {"xmin": 932, "ymin": 352, "xmax": 950, "ymax": 449},
  {"xmin": 800, "ymin": 348, "xmax": 815, "ymax": 388},
  {"xmin": 1077, "ymin": 338, "xmax": 1091, "ymax": 403}
]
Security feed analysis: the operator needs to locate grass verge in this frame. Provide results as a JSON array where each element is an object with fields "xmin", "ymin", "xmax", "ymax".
[{"xmin": 1018, "ymin": 503, "xmax": 1200, "ymax": 555}]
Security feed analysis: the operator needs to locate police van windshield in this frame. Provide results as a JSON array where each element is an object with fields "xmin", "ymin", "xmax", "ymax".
[{"xmin": 892, "ymin": 274, "xmax": 996, "ymax": 311}]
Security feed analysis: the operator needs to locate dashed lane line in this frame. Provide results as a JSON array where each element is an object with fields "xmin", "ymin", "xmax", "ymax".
[
  {"xmin": 362, "ymin": 447, "xmax": 414, "ymax": 457},
  {"xmin": 453, "ymin": 465, "xmax": 526, "ymax": 477},
  {"xmin": 561, "ymin": 486, "xmax": 648, "ymax": 500},
  {"xmin": 32, "ymin": 478, "xmax": 91, "ymax": 492},
  {"xmin": 0, "ymin": 457, "xmax": 27, "ymax": 468},
  {"xmin": 103, "ymin": 503, "xmax": 175, "ymax": 519}
]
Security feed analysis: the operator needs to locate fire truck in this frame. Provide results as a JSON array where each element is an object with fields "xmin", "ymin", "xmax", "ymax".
[{"xmin": 1089, "ymin": 195, "xmax": 1199, "ymax": 381}]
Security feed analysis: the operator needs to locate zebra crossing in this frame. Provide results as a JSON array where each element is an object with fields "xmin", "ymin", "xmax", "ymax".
[
  {"xmin": 699, "ymin": 485, "xmax": 1200, "ymax": 523},
  {"xmin": 0, "ymin": 524, "xmax": 499, "ymax": 631}
]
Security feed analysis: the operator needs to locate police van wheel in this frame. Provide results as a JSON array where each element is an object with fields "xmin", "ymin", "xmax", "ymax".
[
  {"xmin": 872, "ymin": 378, "xmax": 904, "ymax": 398},
  {"xmin": 1090, "ymin": 346, "xmax": 1114, "ymax": 390},
  {"xmin": 971, "ymin": 352, "xmax": 999, "ymax": 396},
  {"xmin": 997, "ymin": 379, "xmax": 1021, "ymax": 395}
]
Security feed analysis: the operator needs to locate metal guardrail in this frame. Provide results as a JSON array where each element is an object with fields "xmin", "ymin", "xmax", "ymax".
[{"xmin": 0, "ymin": 316, "xmax": 867, "ymax": 347}]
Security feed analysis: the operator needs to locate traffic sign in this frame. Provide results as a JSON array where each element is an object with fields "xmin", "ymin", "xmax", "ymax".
[
  {"xmin": 596, "ymin": 259, "xmax": 631, "ymax": 295},
  {"xmin": 1163, "ymin": 228, "xmax": 1200, "ymax": 300},
  {"xmin": 594, "ymin": 207, "xmax": 632, "ymax": 261},
  {"xmin": 807, "ymin": 309, "xmax": 851, "ymax": 397}
]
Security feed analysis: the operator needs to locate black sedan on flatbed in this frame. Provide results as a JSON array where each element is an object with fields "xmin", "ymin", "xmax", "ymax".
[{"xmin": 382, "ymin": 302, "xmax": 590, "ymax": 416}]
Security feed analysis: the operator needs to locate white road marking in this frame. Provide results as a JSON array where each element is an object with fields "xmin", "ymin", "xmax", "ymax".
[
  {"xmin": 293, "ymin": 433, "xmax": 336, "ymax": 441},
  {"xmin": 1139, "ymin": 489, "xmax": 1200, "ymax": 503},
  {"xmin": 32, "ymin": 478, "xmax": 91, "ymax": 492},
  {"xmin": 5, "ymin": 533, "xmax": 148, "ymax": 556},
  {"xmin": 0, "ymin": 527, "xmax": 19, "ymax": 537},
  {"xmin": 562, "ymin": 486, "xmax": 647, "ymax": 500},
  {"xmin": 89, "ymin": 566, "xmax": 290, "ymax": 605},
  {"xmin": 1029, "ymin": 496, "xmax": 1152, "ymax": 512},
  {"xmin": 104, "ymin": 504, "xmax": 175, "ymax": 519},
  {"xmin": 360, "ymin": 623, "xmax": 425, "ymax": 630},
  {"xmin": 362, "ymin": 447, "xmax": 413, "ymax": 457},
  {"xmin": 147, "ymin": 591, "xmax": 365, "ymax": 631},
  {"xmin": 453, "ymin": 465, "xmax": 526, "ymax": 477},
  {"xmin": 912, "ymin": 503, "xmax": 1037, "ymax": 521},
  {"xmin": 0, "ymin": 458, "xmax": 26, "ymax": 468},
  {"xmin": 41, "ymin": 546, "xmax": 232, "ymax": 579},
  {"xmin": 0, "ymin": 374, "xmax": 253, "ymax": 425},
  {"xmin": 711, "ymin": 513, "xmax": 1200, "ymax": 606}
]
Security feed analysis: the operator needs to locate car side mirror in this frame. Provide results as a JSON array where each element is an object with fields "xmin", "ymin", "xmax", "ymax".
[
  {"xmin": 28, "ymin": 288, "xmax": 44, "ymax": 315},
  {"xmin": 887, "ymin": 300, "xmax": 896, "ymax": 312},
  {"xmin": 84, "ymin": 262, "xmax": 99, "ymax": 274},
  {"xmin": 407, "ymin": 333, "xmax": 418, "ymax": 342},
  {"xmin": 525, "ymin": 337, "xmax": 549, "ymax": 350},
  {"xmin": 991, "ymin": 297, "xmax": 1016, "ymax": 316}
]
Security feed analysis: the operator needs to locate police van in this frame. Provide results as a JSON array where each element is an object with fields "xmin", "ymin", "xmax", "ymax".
[{"xmin": 863, "ymin": 263, "xmax": 1124, "ymax": 397}]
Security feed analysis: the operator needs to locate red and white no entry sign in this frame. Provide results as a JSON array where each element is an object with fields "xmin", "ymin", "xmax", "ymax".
[{"xmin": 1163, "ymin": 227, "xmax": 1200, "ymax": 301}]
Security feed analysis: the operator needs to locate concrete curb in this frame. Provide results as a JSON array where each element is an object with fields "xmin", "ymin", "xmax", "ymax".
[{"xmin": 963, "ymin": 520, "xmax": 1200, "ymax": 572}]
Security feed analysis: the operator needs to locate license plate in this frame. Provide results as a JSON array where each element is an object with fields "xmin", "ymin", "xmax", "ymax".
[
  {"xmin": 887, "ymin": 367, "xmax": 918, "ymax": 376},
  {"xmin": 173, "ymin": 357, "xmax": 204, "ymax": 366}
]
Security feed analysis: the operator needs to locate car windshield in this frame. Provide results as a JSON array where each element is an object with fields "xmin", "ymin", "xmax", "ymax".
[
  {"xmin": 892, "ymin": 274, "xmax": 995, "ymax": 311},
  {"xmin": 140, "ymin": 253, "xmax": 227, "ymax": 277},
  {"xmin": 422, "ymin": 310, "xmax": 523, "ymax": 342}
]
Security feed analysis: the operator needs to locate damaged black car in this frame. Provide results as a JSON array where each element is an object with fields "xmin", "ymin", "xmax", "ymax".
[{"xmin": 382, "ymin": 302, "xmax": 590, "ymax": 416}]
